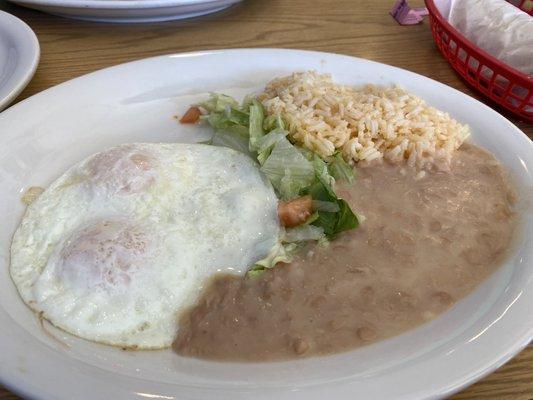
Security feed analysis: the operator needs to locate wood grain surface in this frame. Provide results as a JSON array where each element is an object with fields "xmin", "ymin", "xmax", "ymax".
[{"xmin": 0, "ymin": 0, "xmax": 531, "ymax": 398}]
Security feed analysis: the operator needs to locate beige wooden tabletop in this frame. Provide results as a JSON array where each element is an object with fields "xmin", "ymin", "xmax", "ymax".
[{"xmin": 0, "ymin": 0, "xmax": 531, "ymax": 399}]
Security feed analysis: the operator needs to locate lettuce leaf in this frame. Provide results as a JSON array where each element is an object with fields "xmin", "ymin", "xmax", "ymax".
[
  {"xmin": 210, "ymin": 130, "xmax": 254, "ymax": 157},
  {"xmin": 312, "ymin": 200, "xmax": 340, "ymax": 212},
  {"xmin": 248, "ymin": 242, "xmax": 299, "ymax": 277},
  {"xmin": 329, "ymin": 152, "xmax": 356, "ymax": 183},
  {"xmin": 201, "ymin": 93, "xmax": 239, "ymax": 112},
  {"xmin": 263, "ymin": 114, "xmax": 285, "ymax": 131},
  {"xmin": 260, "ymin": 137, "xmax": 315, "ymax": 200},
  {"xmin": 312, "ymin": 153, "xmax": 335, "ymax": 188},
  {"xmin": 248, "ymin": 99, "xmax": 265, "ymax": 152},
  {"xmin": 307, "ymin": 181, "xmax": 359, "ymax": 237},
  {"xmin": 284, "ymin": 225, "xmax": 325, "ymax": 242},
  {"xmin": 256, "ymin": 129, "xmax": 287, "ymax": 165}
]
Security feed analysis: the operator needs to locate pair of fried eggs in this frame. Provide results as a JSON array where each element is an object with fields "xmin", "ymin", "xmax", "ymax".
[{"xmin": 10, "ymin": 143, "xmax": 280, "ymax": 349}]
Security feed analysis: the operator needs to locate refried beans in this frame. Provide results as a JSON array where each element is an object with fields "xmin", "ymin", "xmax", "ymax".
[{"xmin": 174, "ymin": 143, "xmax": 518, "ymax": 361}]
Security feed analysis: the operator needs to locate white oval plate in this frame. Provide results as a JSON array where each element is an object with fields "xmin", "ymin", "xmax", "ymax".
[
  {"xmin": 0, "ymin": 49, "xmax": 532, "ymax": 400},
  {"xmin": 0, "ymin": 11, "xmax": 39, "ymax": 111},
  {"xmin": 8, "ymin": 0, "xmax": 242, "ymax": 23}
]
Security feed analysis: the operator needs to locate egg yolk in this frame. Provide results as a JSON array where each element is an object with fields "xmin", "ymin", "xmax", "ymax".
[
  {"xmin": 87, "ymin": 145, "xmax": 157, "ymax": 195},
  {"xmin": 57, "ymin": 220, "xmax": 150, "ymax": 293}
]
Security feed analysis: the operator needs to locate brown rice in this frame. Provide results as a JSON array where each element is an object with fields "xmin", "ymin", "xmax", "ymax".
[{"xmin": 257, "ymin": 72, "xmax": 470, "ymax": 170}]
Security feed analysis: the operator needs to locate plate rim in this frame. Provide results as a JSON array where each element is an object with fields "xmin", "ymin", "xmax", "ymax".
[
  {"xmin": 0, "ymin": 11, "xmax": 40, "ymax": 111},
  {"xmin": 0, "ymin": 48, "xmax": 532, "ymax": 400},
  {"xmin": 8, "ymin": 0, "xmax": 241, "ymax": 10}
]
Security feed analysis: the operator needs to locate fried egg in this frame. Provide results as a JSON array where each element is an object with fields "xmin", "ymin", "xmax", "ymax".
[{"xmin": 10, "ymin": 143, "xmax": 280, "ymax": 349}]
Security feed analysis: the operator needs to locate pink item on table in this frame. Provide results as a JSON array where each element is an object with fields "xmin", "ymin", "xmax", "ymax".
[{"xmin": 390, "ymin": 0, "xmax": 429, "ymax": 25}]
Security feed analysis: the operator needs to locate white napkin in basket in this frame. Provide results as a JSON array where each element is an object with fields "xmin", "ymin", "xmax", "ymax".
[{"xmin": 434, "ymin": 0, "xmax": 533, "ymax": 76}]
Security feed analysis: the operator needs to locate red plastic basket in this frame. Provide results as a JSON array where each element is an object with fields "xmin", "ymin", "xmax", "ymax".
[{"xmin": 425, "ymin": 0, "xmax": 533, "ymax": 122}]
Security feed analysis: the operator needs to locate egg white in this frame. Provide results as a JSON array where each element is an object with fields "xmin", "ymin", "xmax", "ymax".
[{"xmin": 10, "ymin": 143, "xmax": 280, "ymax": 349}]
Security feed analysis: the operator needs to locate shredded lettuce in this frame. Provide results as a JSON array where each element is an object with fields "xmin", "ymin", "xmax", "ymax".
[
  {"xmin": 284, "ymin": 225, "xmax": 325, "ymax": 242},
  {"xmin": 329, "ymin": 152, "xmax": 356, "ymax": 183},
  {"xmin": 248, "ymin": 99, "xmax": 265, "ymax": 151},
  {"xmin": 260, "ymin": 137, "xmax": 316, "ymax": 200},
  {"xmin": 256, "ymin": 129, "xmax": 286, "ymax": 165},
  {"xmin": 248, "ymin": 242, "xmax": 299, "ymax": 277},
  {"xmin": 201, "ymin": 93, "xmax": 239, "ymax": 112},
  {"xmin": 312, "ymin": 200, "xmax": 340, "ymax": 212},
  {"xmin": 307, "ymin": 180, "xmax": 358, "ymax": 236},
  {"xmin": 312, "ymin": 153, "xmax": 335, "ymax": 188},
  {"xmin": 210, "ymin": 130, "xmax": 253, "ymax": 156},
  {"xmin": 263, "ymin": 114, "xmax": 285, "ymax": 131},
  {"xmin": 303, "ymin": 211, "xmax": 320, "ymax": 225},
  {"xmin": 197, "ymin": 92, "xmax": 359, "ymax": 268},
  {"xmin": 248, "ymin": 224, "xmax": 326, "ymax": 278},
  {"xmin": 201, "ymin": 94, "xmax": 249, "ymax": 136},
  {"xmin": 335, "ymin": 199, "xmax": 359, "ymax": 232}
]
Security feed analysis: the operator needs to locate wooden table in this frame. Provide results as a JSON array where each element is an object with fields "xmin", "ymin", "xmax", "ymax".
[{"xmin": 0, "ymin": 0, "xmax": 531, "ymax": 398}]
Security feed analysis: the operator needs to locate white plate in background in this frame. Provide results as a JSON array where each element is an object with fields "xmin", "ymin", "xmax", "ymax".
[
  {"xmin": 0, "ymin": 49, "xmax": 531, "ymax": 400},
  {"xmin": 8, "ymin": 0, "xmax": 243, "ymax": 23},
  {"xmin": 0, "ymin": 11, "xmax": 39, "ymax": 111}
]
